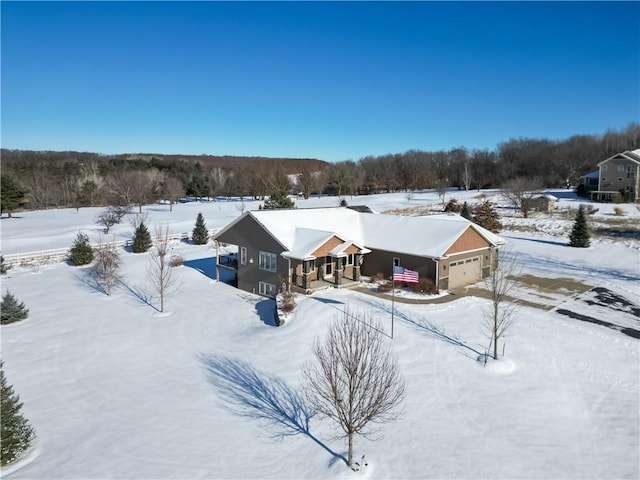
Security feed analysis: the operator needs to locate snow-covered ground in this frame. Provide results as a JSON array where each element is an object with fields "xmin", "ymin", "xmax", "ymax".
[{"xmin": 1, "ymin": 190, "xmax": 639, "ymax": 479}]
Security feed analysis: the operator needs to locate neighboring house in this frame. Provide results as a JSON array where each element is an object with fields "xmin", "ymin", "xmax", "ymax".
[
  {"xmin": 213, "ymin": 207, "xmax": 505, "ymax": 297},
  {"xmin": 577, "ymin": 170, "xmax": 600, "ymax": 197},
  {"xmin": 592, "ymin": 149, "xmax": 640, "ymax": 202},
  {"xmin": 529, "ymin": 194, "xmax": 557, "ymax": 213}
]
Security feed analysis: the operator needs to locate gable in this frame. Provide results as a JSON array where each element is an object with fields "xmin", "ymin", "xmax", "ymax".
[
  {"xmin": 312, "ymin": 235, "xmax": 346, "ymax": 258},
  {"xmin": 598, "ymin": 151, "xmax": 640, "ymax": 167},
  {"xmin": 215, "ymin": 213, "xmax": 285, "ymax": 252},
  {"xmin": 445, "ymin": 226, "xmax": 490, "ymax": 255}
]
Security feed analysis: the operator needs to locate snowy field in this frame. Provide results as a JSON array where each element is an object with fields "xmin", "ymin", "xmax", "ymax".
[{"xmin": 1, "ymin": 189, "xmax": 639, "ymax": 479}]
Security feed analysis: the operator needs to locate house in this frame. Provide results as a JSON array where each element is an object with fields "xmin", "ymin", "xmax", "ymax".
[
  {"xmin": 591, "ymin": 149, "xmax": 640, "ymax": 202},
  {"xmin": 529, "ymin": 194, "xmax": 557, "ymax": 213},
  {"xmin": 213, "ymin": 207, "xmax": 505, "ymax": 297}
]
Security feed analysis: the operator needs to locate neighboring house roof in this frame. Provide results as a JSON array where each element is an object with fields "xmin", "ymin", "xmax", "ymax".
[
  {"xmin": 597, "ymin": 149, "xmax": 640, "ymax": 167},
  {"xmin": 534, "ymin": 194, "xmax": 558, "ymax": 201},
  {"xmin": 216, "ymin": 207, "xmax": 504, "ymax": 260},
  {"xmin": 580, "ymin": 170, "xmax": 600, "ymax": 179}
]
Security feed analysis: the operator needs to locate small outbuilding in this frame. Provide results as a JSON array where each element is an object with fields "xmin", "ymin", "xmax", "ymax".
[{"xmin": 530, "ymin": 194, "xmax": 557, "ymax": 213}]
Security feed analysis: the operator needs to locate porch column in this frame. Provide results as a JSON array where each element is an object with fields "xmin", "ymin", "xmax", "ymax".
[
  {"xmin": 335, "ymin": 258, "xmax": 342, "ymax": 286},
  {"xmin": 215, "ymin": 241, "xmax": 220, "ymax": 283},
  {"xmin": 354, "ymin": 254, "xmax": 362, "ymax": 281}
]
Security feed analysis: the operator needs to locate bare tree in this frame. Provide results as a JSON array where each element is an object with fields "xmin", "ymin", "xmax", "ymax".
[
  {"xmin": 482, "ymin": 252, "xmax": 519, "ymax": 360},
  {"xmin": 502, "ymin": 176, "xmax": 543, "ymax": 218},
  {"xmin": 302, "ymin": 310, "xmax": 405, "ymax": 467},
  {"xmin": 434, "ymin": 177, "xmax": 448, "ymax": 206},
  {"xmin": 96, "ymin": 205, "xmax": 131, "ymax": 233},
  {"xmin": 146, "ymin": 225, "xmax": 179, "ymax": 313},
  {"xmin": 93, "ymin": 239, "xmax": 123, "ymax": 296},
  {"xmin": 162, "ymin": 176, "xmax": 184, "ymax": 212}
]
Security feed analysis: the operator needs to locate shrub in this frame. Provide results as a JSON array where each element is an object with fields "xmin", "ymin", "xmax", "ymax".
[
  {"xmin": 68, "ymin": 232, "xmax": 94, "ymax": 266},
  {"xmin": 371, "ymin": 272, "xmax": 385, "ymax": 283},
  {"xmin": 613, "ymin": 207, "xmax": 626, "ymax": 216},
  {"xmin": 339, "ymin": 198, "xmax": 348, "ymax": 207},
  {"xmin": 280, "ymin": 291, "xmax": 296, "ymax": 313},
  {"xmin": 1, "ymin": 291, "xmax": 29, "ymax": 325},
  {"xmin": 444, "ymin": 199, "xmax": 461, "ymax": 213},
  {"xmin": 410, "ymin": 277, "xmax": 438, "ymax": 295},
  {"xmin": 377, "ymin": 281, "xmax": 393, "ymax": 293},
  {"xmin": 169, "ymin": 253, "xmax": 185, "ymax": 267},
  {"xmin": 0, "ymin": 256, "xmax": 8, "ymax": 275}
]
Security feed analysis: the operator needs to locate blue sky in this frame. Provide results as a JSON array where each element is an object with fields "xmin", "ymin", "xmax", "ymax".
[{"xmin": 2, "ymin": 1, "xmax": 639, "ymax": 162}]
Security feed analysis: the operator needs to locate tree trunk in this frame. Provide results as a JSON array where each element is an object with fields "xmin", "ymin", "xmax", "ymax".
[
  {"xmin": 493, "ymin": 326, "xmax": 498, "ymax": 360},
  {"xmin": 348, "ymin": 431, "xmax": 353, "ymax": 467}
]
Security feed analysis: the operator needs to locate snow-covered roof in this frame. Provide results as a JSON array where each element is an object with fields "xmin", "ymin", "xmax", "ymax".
[
  {"xmin": 580, "ymin": 170, "xmax": 600, "ymax": 179},
  {"xmin": 598, "ymin": 149, "xmax": 640, "ymax": 166},
  {"xmin": 228, "ymin": 207, "xmax": 504, "ymax": 260},
  {"xmin": 534, "ymin": 194, "xmax": 558, "ymax": 201}
]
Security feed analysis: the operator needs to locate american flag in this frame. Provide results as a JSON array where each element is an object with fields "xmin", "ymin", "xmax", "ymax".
[{"xmin": 393, "ymin": 266, "xmax": 419, "ymax": 283}]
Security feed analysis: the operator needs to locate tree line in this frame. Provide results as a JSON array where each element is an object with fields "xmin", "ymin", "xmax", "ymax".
[{"xmin": 1, "ymin": 123, "xmax": 638, "ymax": 214}]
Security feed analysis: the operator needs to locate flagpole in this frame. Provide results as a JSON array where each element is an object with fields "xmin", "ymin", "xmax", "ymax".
[{"xmin": 391, "ymin": 264, "xmax": 395, "ymax": 339}]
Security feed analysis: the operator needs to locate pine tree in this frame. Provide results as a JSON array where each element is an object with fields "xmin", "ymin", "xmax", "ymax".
[
  {"xmin": 1, "ymin": 291, "xmax": 29, "ymax": 325},
  {"xmin": 460, "ymin": 201, "xmax": 472, "ymax": 220},
  {"xmin": 132, "ymin": 222, "xmax": 153, "ymax": 253},
  {"xmin": 471, "ymin": 201, "xmax": 502, "ymax": 233},
  {"xmin": 1, "ymin": 256, "xmax": 8, "ymax": 275},
  {"xmin": 569, "ymin": 204, "xmax": 591, "ymax": 247},
  {"xmin": 0, "ymin": 175, "xmax": 27, "ymax": 218},
  {"xmin": 192, "ymin": 213, "xmax": 209, "ymax": 245},
  {"xmin": 263, "ymin": 191, "xmax": 294, "ymax": 209},
  {"xmin": 1, "ymin": 360, "xmax": 35, "ymax": 466},
  {"xmin": 68, "ymin": 232, "xmax": 94, "ymax": 266}
]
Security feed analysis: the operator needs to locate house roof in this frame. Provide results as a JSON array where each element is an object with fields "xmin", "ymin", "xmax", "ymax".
[
  {"xmin": 597, "ymin": 149, "xmax": 640, "ymax": 167},
  {"xmin": 534, "ymin": 194, "xmax": 558, "ymax": 200},
  {"xmin": 216, "ymin": 207, "xmax": 504, "ymax": 260},
  {"xmin": 580, "ymin": 170, "xmax": 600, "ymax": 179}
]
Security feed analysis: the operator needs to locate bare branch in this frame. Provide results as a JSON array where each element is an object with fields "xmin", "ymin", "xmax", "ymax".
[{"xmin": 302, "ymin": 310, "xmax": 405, "ymax": 466}]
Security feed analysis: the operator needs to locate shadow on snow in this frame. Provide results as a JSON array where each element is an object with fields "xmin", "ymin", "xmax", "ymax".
[{"xmin": 198, "ymin": 355, "xmax": 347, "ymax": 465}]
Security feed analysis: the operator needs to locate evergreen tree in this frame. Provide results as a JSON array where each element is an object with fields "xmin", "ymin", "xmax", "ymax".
[
  {"xmin": 569, "ymin": 204, "xmax": 591, "ymax": 247},
  {"xmin": 0, "ymin": 175, "xmax": 27, "ymax": 218},
  {"xmin": 471, "ymin": 201, "xmax": 502, "ymax": 233},
  {"xmin": 192, "ymin": 213, "xmax": 209, "ymax": 245},
  {"xmin": 1, "ymin": 256, "xmax": 8, "ymax": 275},
  {"xmin": 1, "ymin": 360, "xmax": 35, "ymax": 466},
  {"xmin": 68, "ymin": 232, "xmax": 94, "ymax": 266},
  {"xmin": 460, "ymin": 201, "xmax": 472, "ymax": 220},
  {"xmin": 132, "ymin": 222, "xmax": 153, "ymax": 253},
  {"xmin": 263, "ymin": 191, "xmax": 294, "ymax": 209},
  {"xmin": 1, "ymin": 291, "xmax": 29, "ymax": 325}
]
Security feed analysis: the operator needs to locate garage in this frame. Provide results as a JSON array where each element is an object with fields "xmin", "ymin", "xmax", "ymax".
[{"xmin": 448, "ymin": 256, "xmax": 481, "ymax": 288}]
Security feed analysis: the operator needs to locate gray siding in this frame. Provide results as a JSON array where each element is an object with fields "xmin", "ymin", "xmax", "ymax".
[
  {"xmin": 216, "ymin": 215, "xmax": 288, "ymax": 296},
  {"xmin": 362, "ymin": 249, "xmax": 437, "ymax": 282}
]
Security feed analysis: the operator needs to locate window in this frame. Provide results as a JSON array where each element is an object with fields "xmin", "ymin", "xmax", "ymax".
[
  {"xmin": 303, "ymin": 260, "xmax": 315, "ymax": 274},
  {"xmin": 259, "ymin": 251, "xmax": 277, "ymax": 272},
  {"xmin": 393, "ymin": 257, "xmax": 400, "ymax": 267},
  {"xmin": 347, "ymin": 253, "xmax": 354, "ymax": 265},
  {"xmin": 240, "ymin": 247, "xmax": 247, "ymax": 265},
  {"xmin": 259, "ymin": 281, "xmax": 277, "ymax": 297},
  {"xmin": 627, "ymin": 165, "xmax": 636, "ymax": 179},
  {"xmin": 602, "ymin": 164, "xmax": 608, "ymax": 172},
  {"xmin": 618, "ymin": 164, "xmax": 626, "ymax": 173},
  {"xmin": 325, "ymin": 256, "xmax": 333, "ymax": 275}
]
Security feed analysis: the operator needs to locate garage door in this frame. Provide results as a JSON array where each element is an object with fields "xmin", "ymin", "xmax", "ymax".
[{"xmin": 448, "ymin": 256, "xmax": 481, "ymax": 288}]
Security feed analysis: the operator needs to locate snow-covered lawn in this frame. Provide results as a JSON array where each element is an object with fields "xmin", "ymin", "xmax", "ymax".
[{"xmin": 1, "ymin": 190, "xmax": 639, "ymax": 479}]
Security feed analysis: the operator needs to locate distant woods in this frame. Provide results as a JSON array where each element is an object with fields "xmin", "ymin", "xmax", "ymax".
[{"xmin": 1, "ymin": 123, "xmax": 638, "ymax": 212}]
